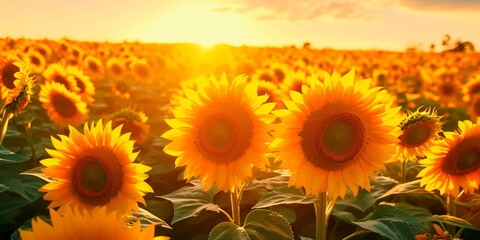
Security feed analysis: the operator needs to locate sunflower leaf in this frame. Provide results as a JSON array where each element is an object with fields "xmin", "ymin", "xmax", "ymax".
[
  {"xmin": 158, "ymin": 181, "xmax": 220, "ymax": 224},
  {"xmin": 21, "ymin": 167, "xmax": 54, "ymax": 183},
  {"xmin": 209, "ymin": 209, "xmax": 294, "ymax": 240},
  {"xmin": 427, "ymin": 215, "xmax": 480, "ymax": 231},
  {"xmin": 131, "ymin": 207, "xmax": 171, "ymax": 229},
  {"xmin": 253, "ymin": 187, "xmax": 317, "ymax": 209},
  {"xmin": 0, "ymin": 145, "xmax": 29, "ymax": 166},
  {"xmin": 351, "ymin": 204, "xmax": 420, "ymax": 240},
  {"xmin": 378, "ymin": 179, "xmax": 431, "ymax": 199},
  {"xmin": 0, "ymin": 164, "xmax": 46, "ymax": 202}
]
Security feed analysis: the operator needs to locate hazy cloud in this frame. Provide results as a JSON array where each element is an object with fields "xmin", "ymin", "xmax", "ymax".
[
  {"xmin": 211, "ymin": 0, "xmax": 387, "ymax": 21},
  {"xmin": 398, "ymin": 0, "xmax": 480, "ymax": 11}
]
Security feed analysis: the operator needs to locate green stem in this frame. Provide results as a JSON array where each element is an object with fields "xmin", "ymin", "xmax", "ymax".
[
  {"xmin": 218, "ymin": 207, "xmax": 234, "ymax": 223},
  {"xmin": 24, "ymin": 122, "xmax": 36, "ymax": 163},
  {"xmin": 447, "ymin": 194, "xmax": 456, "ymax": 236},
  {"xmin": 0, "ymin": 112, "xmax": 11, "ymax": 145},
  {"xmin": 230, "ymin": 187, "xmax": 241, "ymax": 226},
  {"xmin": 314, "ymin": 193, "xmax": 327, "ymax": 240},
  {"xmin": 400, "ymin": 159, "xmax": 407, "ymax": 202}
]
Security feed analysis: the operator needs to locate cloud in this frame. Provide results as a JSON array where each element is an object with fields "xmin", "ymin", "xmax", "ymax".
[
  {"xmin": 211, "ymin": 0, "xmax": 387, "ymax": 21},
  {"xmin": 397, "ymin": 0, "xmax": 480, "ymax": 11}
]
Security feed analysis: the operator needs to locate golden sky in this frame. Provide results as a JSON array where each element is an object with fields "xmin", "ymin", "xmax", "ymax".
[{"xmin": 1, "ymin": 0, "xmax": 480, "ymax": 50}]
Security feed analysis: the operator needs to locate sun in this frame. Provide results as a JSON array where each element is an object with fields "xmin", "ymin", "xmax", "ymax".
[{"xmin": 141, "ymin": 3, "xmax": 250, "ymax": 46}]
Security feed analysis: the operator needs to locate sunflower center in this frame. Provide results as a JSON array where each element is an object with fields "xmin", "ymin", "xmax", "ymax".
[
  {"xmin": 196, "ymin": 105, "xmax": 253, "ymax": 164},
  {"xmin": 260, "ymin": 73, "xmax": 274, "ymax": 82},
  {"xmin": 88, "ymin": 61, "xmax": 99, "ymax": 72},
  {"xmin": 469, "ymin": 83, "xmax": 480, "ymax": 96},
  {"xmin": 474, "ymin": 99, "xmax": 480, "ymax": 116},
  {"xmin": 31, "ymin": 56, "xmax": 40, "ymax": 65},
  {"xmin": 400, "ymin": 122, "xmax": 434, "ymax": 147},
  {"xmin": 112, "ymin": 65, "xmax": 122, "ymax": 75},
  {"xmin": 80, "ymin": 161, "xmax": 107, "ymax": 193},
  {"xmin": 442, "ymin": 138, "xmax": 480, "ymax": 176},
  {"xmin": 300, "ymin": 107, "xmax": 365, "ymax": 170},
  {"xmin": 440, "ymin": 83, "xmax": 455, "ymax": 96},
  {"xmin": 136, "ymin": 65, "xmax": 149, "ymax": 78},
  {"xmin": 74, "ymin": 76, "xmax": 86, "ymax": 93},
  {"xmin": 2, "ymin": 62, "xmax": 19, "ymax": 89},
  {"xmin": 51, "ymin": 94, "xmax": 77, "ymax": 118},
  {"xmin": 71, "ymin": 148, "xmax": 123, "ymax": 206},
  {"xmin": 54, "ymin": 75, "xmax": 69, "ymax": 88},
  {"xmin": 274, "ymin": 69, "xmax": 285, "ymax": 82}
]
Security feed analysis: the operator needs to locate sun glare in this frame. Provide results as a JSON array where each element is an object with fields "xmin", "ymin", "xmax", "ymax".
[{"xmin": 141, "ymin": 3, "xmax": 249, "ymax": 47}]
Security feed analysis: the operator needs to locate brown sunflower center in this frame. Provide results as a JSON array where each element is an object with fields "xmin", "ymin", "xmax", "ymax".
[
  {"xmin": 196, "ymin": 105, "xmax": 253, "ymax": 164},
  {"xmin": 474, "ymin": 99, "xmax": 480, "ymax": 116},
  {"xmin": 469, "ymin": 83, "xmax": 480, "ymax": 96},
  {"xmin": 53, "ymin": 75, "xmax": 69, "ymax": 89},
  {"xmin": 71, "ymin": 148, "xmax": 123, "ymax": 206},
  {"xmin": 135, "ymin": 65, "xmax": 149, "ymax": 78},
  {"xmin": 88, "ymin": 61, "xmax": 99, "ymax": 72},
  {"xmin": 31, "ymin": 56, "xmax": 41, "ymax": 65},
  {"xmin": 274, "ymin": 69, "xmax": 285, "ymax": 82},
  {"xmin": 2, "ymin": 62, "xmax": 19, "ymax": 89},
  {"xmin": 260, "ymin": 73, "xmax": 274, "ymax": 82},
  {"xmin": 440, "ymin": 83, "xmax": 455, "ymax": 96},
  {"xmin": 74, "ymin": 76, "xmax": 86, "ymax": 93},
  {"xmin": 300, "ymin": 108, "xmax": 365, "ymax": 170},
  {"xmin": 112, "ymin": 64, "xmax": 122, "ymax": 75},
  {"xmin": 442, "ymin": 138, "xmax": 480, "ymax": 176},
  {"xmin": 51, "ymin": 93, "xmax": 77, "ymax": 118},
  {"xmin": 113, "ymin": 119, "xmax": 145, "ymax": 142},
  {"xmin": 399, "ymin": 122, "xmax": 434, "ymax": 147}
]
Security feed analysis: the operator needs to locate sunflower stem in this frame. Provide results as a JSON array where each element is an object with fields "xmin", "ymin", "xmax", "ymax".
[
  {"xmin": 230, "ymin": 187, "xmax": 241, "ymax": 226},
  {"xmin": 218, "ymin": 207, "xmax": 234, "ymax": 223},
  {"xmin": 400, "ymin": 159, "xmax": 407, "ymax": 202},
  {"xmin": 314, "ymin": 192, "xmax": 327, "ymax": 240},
  {"xmin": 0, "ymin": 110, "xmax": 12, "ymax": 145},
  {"xmin": 447, "ymin": 194, "xmax": 456, "ymax": 236},
  {"xmin": 24, "ymin": 121, "xmax": 36, "ymax": 163}
]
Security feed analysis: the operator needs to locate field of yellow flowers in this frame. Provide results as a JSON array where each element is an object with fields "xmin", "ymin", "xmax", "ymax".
[{"xmin": 2, "ymin": 38, "xmax": 480, "ymax": 240}]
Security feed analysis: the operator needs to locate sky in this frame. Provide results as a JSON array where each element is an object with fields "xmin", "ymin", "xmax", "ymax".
[{"xmin": 1, "ymin": 0, "xmax": 479, "ymax": 51}]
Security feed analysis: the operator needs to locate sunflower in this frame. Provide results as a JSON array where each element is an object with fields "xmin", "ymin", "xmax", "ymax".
[
  {"xmin": 1, "ymin": 59, "xmax": 35, "ymax": 114},
  {"xmin": 19, "ymin": 207, "xmax": 166, "ymax": 240},
  {"xmin": 107, "ymin": 57, "xmax": 126, "ymax": 79},
  {"xmin": 271, "ymin": 69, "xmax": 401, "ymax": 200},
  {"xmin": 130, "ymin": 58, "xmax": 152, "ymax": 83},
  {"xmin": 468, "ymin": 94, "xmax": 480, "ymax": 120},
  {"xmin": 83, "ymin": 55, "xmax": 104, "ymax": 81},
  {"xmin": 162, "ymin": 74, "xmax": 276, "ymax": 191},
  {"xmin": 108, "ymin": 108, "xmax": 150, "ymax": 144},
  {"xmin": 0, "ymin": 57, "xmax": 31, "ymax": 105},
  {"xmin": 463, "ymin": 74, "xmax": 480, "ymax": 102},
  {"xmin": 25, "ymin": 50, "xmax": 46, "ymax": 73},
  {"xmin": 255, "ymin": 79, "xmax": 282, "ymax": 108},
  {"xmin": 419, "ymin": 118, "xmax": 480, "ymax": 196},
  {"xmin": 38, "ymin": 82, "xmax": 89, "ymax": 128},
  {"xmin": 278, "ymin": 70, "xmax": 312, "ymax": 97},
  {"xmin": 66, "ymin": 65, "xmax": 95, "ymax": 104},
  {"xmin": 43, "ymin": 63, "xmax": 79, "ymax": 92},
  {"xmin": 397, "ymin": 107, "xmax": 443, "ymax": 160},
  {"xmin": 40, "ymin": 120, "xmax": 154, "ymax": 215}
]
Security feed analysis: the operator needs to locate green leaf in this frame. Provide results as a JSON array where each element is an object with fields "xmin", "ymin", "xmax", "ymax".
[
  {"xmin": 253, "ymin": 187, "xmax": 317, "ymax": 209},
  {"xmin": 428, "ymin": 215, "xmax": 480, "ymax": 231},
  {"xmin": 379, "ymin": 179, "xmax": 431, "ymax": 199},
  {"xmin": 245, "ymin": 173, "xmax": 289, "ymax": 191},
  {"xmin": 0, "ymin": 145, "xmax": 29, "ymax": 166},
  {"xmin": 335, "ymin": 189, "xmax": 376, "ymax": 213},
  {"xmin": 209, "ymin": 209, "xmax": 294, "ymax": 240},
  {"xmin": 0, "ymin": 164, "xmax": 46, "ymax": 202},
  {"xmin": 21, "ymin": 167, "xmax": 54, "ymax": 183},
  {"xmin": 351, "ymin": 204, "xmax": 420, "ymax": 240},
  {"xmin": 158, "ymin": 181, "xmax": 220, "ymax": 224},
  {"xmin": 130, "ymin": 207, "xmax": 171, "ymax": 230},
  {"xmin": 0, "ymin": 183, "xmax": 9, "ymax": 194}
]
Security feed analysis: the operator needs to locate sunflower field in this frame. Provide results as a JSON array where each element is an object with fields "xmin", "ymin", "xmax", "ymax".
[{"xmin": 2, "ymin": 38, "xmax": 480, "ymax": 240}]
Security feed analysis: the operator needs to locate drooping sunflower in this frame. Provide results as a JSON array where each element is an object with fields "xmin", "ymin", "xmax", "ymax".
[
  {"xmin": 397, "ymin": 107, "xmax": 443, "ymax": 160},
  {"xmin": 108, "ymin": 107, "xmax": 150, "ymax": 144},
  {"xmin": 40, "ymin": 120, "xmax": 154, "ymax": 215},
  {"xmin": 38, "ymin": 82, "xmax": 89, "ymax": 128},
  {"xmin": 271, "ymin": 69, "xmax": 401, "ymax": 200},
  {"xmin": 19, "ymin": 207, "xmax": 167, "ymax": 240},
  {"xmin": 1, "ymin": 59, "xmax": 35, "ymax": 114},
  {"xmin": 162, "ymin": 74, "xmax": 276, "ymax": 191},
  {"xmin": 43, "ymin": 63, "xmax": 79, "ymax": 92},
  {"xmin": 419, "ymin": 118, "xmax": 480, "ymax": 196},
  {"xmin": 66, "ymin": 65, "xmax": 95, "ymax": 104}
]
